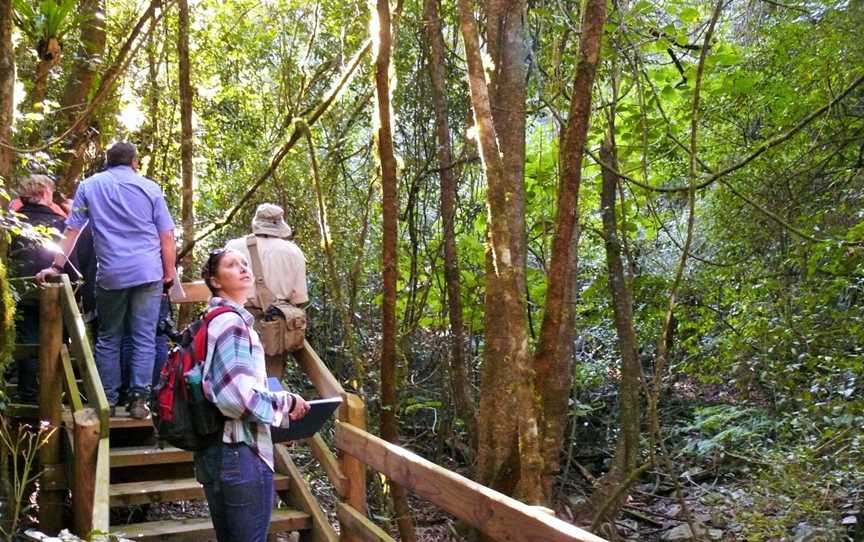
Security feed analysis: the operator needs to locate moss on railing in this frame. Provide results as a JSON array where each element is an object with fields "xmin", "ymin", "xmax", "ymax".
[{"xmin": 0, "ymin": 257, "xmax": 15, "ymax": 379}]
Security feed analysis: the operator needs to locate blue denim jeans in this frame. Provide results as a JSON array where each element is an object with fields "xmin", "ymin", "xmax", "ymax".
[
  {"xmin": 94, "ymin": 281, "xmax": 162, "ymax": 405},
  {"xmin": 194, "ymin": 442, "xmax": 274, "ymax": 542},
  {"xmin": 120, "ymin": 294, "xmax": 171, "ymax": 390}
]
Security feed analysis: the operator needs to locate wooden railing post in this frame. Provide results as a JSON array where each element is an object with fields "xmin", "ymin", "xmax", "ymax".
[
  {"xmin": 338, "ymin": 393, "xmax": 367, "ymax": 542},
  {"xmin": 73, "ymin": 408, "xmax": 100, "ymax": 536},
  {"xmin": 38, "ymin": 282, "xmax": 64, "ymax": 534}
]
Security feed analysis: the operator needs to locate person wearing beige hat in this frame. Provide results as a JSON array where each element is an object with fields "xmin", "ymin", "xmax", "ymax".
[{"xmin": 225, "ymin": 203, "xmax": 308, "ymax": 378}]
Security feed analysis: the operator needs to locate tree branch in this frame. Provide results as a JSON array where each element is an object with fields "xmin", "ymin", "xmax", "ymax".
[
  {"xmin": 588, "ymin": 73, "xmax": 864, "ymax": 193},
  {"xmin": 0, "ymin": 0, "xmax": 168, "ymax": 154},
  {"xmin": 177, "ymin": 39, "xmax": 372, "ymax": 260}
]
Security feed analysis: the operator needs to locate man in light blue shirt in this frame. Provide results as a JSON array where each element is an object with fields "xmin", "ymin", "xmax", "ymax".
[{"xmin": 38, "ymin": 142, "xmax": 176, "ymax": 418}]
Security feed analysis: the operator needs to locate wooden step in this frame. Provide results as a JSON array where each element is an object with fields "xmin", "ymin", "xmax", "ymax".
[
  {"xmin": 60, "ymin": 406, "xmax": 155, "ymax": 430},
  {"xmin": 109, "ymin": 406, "xmax": 156, "ymax": 429},
  {"xmin": 112, "ymin": 508, "xmax": 311, "ymax": 541},
  {"xmin": 111, "ymin": 445, "xmax": 193, "ymax": 468},
  {"xmin": 110, "ymin": 474, "xmax": 292, "ymax": 507}
]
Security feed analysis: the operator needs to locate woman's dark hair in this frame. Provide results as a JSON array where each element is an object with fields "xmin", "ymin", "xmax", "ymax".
[{"xmin": 201, "ymin": 248, "xmax": 229, "ymax": 296}]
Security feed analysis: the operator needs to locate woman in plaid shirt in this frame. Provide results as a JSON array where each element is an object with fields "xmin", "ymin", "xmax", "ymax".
[{"xmin": 195, "ymin": 248, "xmax": 310, "ymax": 541}]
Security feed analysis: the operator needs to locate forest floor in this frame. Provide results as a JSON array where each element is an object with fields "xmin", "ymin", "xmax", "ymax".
[{"xmin": 126, "ymin": 394, "xmax": 862, "ymax": 542}]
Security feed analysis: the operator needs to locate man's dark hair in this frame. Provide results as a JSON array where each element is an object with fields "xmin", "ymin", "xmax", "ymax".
[{"xmin": 106, "ymin": 142, "xmax": 137, "ymax": 167}]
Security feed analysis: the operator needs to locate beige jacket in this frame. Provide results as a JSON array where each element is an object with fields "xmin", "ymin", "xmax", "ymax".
[{"xmin": 225, "ymin": 235, "xmax": 309, "ymax": 306}]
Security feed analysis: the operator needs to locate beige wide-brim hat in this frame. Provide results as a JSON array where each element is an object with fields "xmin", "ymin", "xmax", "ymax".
[{"xmin": 251, "ymin": 203, "xmax": 292, "ymax": 238}]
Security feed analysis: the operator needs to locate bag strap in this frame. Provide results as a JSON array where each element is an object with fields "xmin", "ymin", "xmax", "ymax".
[
  {"xmin": 245, "ymin": 234, "xmax": 276, "ymax": 309},
  {"xmin": 195, "ymin": 306, "xmax": 239, "ymax": 362},
  {"xmin": 198, "ymin": 306, "xmax": 252, "ymax": 389}
]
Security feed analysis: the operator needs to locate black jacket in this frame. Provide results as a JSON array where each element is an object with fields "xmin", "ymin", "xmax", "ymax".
[{"xmin": 9, "ymin": 201, "xmax": 67, "ymax": 279}]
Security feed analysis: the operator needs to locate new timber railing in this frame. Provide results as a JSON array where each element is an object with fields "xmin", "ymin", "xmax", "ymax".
[{"xmin": 175, "ymin": 281, "xmax": 607, "ymax": 542}]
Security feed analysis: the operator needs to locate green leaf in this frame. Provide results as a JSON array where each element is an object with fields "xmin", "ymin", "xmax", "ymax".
[
  {"xmin": 661, "ymin": 85, "xmax": 676, "ymax": 100},
  {"xmin": 680, "ymin": 7, "xmax": 700, "ymax": 23},
  {"xmin": 713, "ymin": 51, "xmax": 741, "ymax": 66}
]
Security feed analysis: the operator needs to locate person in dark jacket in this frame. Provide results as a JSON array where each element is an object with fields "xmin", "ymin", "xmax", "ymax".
[{"xmin": 8, "ymin": 175, "xmax": 69, "ymax": 402}]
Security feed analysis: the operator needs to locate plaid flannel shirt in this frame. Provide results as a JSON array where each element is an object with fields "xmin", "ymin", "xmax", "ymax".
[{"xmin": 201, "ymin": 296, "xmax": 295, "ymax": 470}]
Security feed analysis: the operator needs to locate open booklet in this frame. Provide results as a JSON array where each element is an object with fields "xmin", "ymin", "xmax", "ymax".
[{"xmin": 267, "ymin": 378, "xmax": 342, "ymax": 442}]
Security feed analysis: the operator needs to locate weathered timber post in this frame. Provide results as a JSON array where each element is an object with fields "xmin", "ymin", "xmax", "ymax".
[
  {"xmin": 338, "ymin": 393, "xmax": 367, "ymax": 542},
  {"xmin": 38, "ymin": 281, "xmax": 64, "ymax": 534},
  {"xmin": 73, "ymin": 408, "xmax": 100, "ymax": 536}
]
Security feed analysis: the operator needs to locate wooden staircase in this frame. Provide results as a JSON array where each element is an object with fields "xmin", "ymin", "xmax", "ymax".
[{"xmin": 103, "ymin": 408, "xmax": 313, "ymax": 541}]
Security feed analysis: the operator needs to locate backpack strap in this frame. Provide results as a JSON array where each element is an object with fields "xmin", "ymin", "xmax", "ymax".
[
  {"xmin": 246, "ymin": 234, "xmax": 276, "ymax": 309},
  {"xmin": 195, "ymin": 307, "xmax": 251, "ymax": 363}
]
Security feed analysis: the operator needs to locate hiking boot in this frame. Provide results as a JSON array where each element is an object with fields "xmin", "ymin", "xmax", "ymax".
[
  {"xmin": 109, "ymin": 405, "xmax": 117, "ymax": 418},
  {"xmin": 128, "ymin": 396, "xmax": 151, "ymax": 419}
]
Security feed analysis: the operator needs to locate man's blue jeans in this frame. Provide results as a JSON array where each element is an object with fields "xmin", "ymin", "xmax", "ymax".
[
  {"xmin": 95, "ymin": 281, "xmax": 162, "ymax": 405},
  {"xmin": 120, "ymin": 294, "xmax": 171, "ymax": 390},
  {"xmin": 195, "ymin": 442, "xmax": 274, "ymax": 542}
]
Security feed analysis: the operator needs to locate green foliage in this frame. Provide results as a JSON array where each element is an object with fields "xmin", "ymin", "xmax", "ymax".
[
  {"xmin": 12, "ymin": 0, "xmax": 80, "ymax": 50},
  {"xmin": 1, "ymin": 0, "xmax": 861, "ymax": 533},
  {"xmin": 734, "ymin": 431, "xmax": 863, "ymax": 541},
  {"xmin": 0, "ymin": 257, "xmax": 13, "ymax": 382},
  {"xmin": 679, "ymin": 404, "xmax": 774, "ymax": 458},
  {"xmin": 0, "ymin": 419, "xmax": 57, "ymax": 539}
]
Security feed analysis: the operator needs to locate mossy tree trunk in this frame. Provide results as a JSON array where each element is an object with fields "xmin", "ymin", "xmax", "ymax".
[
  {"xmin": 457, "ymin": 0, "xmax": 543, "ymax": 505},
  {"xmin": 57, "ymin": 0, "xmax": 105, "ymax": 195},
  {"xmin": 375, "ymin": 0, "xmax": 417, "ymax": 539},
  {"xmin": 422, "ymin": 0, "xmax": 477, "ymax": 450},
  {"xmin": 177, "ymin": 0, "xmax": 195, "ymax": 326},
  {"xmin": 531, "ymin": 0, "xmax": 607, "ymax": 501},
  {"xmin": 590, "ymin": 133, "xmax": 641, "ymax": 525},
  {"xmin": 0, "ymin": 0, "xmax": 13, "ymax": 187}
]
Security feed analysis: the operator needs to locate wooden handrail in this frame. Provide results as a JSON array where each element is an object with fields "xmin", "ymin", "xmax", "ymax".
[
  {"xmin": 337, "ymin": 503, "xmax": 396, "ymax": 542},
  {"xmin": 38, "ymin": 282, "xmax": 64, "ymax": 534},
  {"xmin": 60, "ymin": 346, "xmax": 84, "ymax": 413},
  {"xmin": 335, "ymin": 422, "xmax": 608, "ymax": 542},
  {"xmin": 55, "ymin": 274, "xmax": 110, "ymax": 436},
  {"xmin": 171, "ymin": 280, "xmax": 210, "ymax": 304},
  {"xmin": 292, "ymin": 340, "xmax": 345, "ymax": 398},
  {"xmin": 42, "ymin": 275, "xmax": 110, "ymax": 535}
]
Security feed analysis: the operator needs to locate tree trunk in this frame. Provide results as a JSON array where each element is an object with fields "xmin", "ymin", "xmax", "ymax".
[
  {"xmin": 30, "ymin": 39, "xmax": 60, "ymax": 111},
  {"xmin": 0, "ymin": 0, "xmax": 13, "ymax": 187},
  {"xmin": 143, "ymin": 19, "xmax": 160, "ymax": 179},
  {"xmin": 590, "ymin": 133, "xmax": 641, "ymax": 524},
  {"xmin": 457, "ymin": 0, "xmax": 542, "ymax": 504},
  {"xmin": 486, "ymin": 0, "xmax": 528, "ymax": 290},
  {"xmin": 374, "ymin": 0, "xmax": 416, "ymax": 539},
  {"xmin": 532, "ymin": 0, "xmax": 606, "ymax": 500},
  {"xmin": 423, "ymin": 0, "xmax": 477, "ymax": 449},
  {"xmin": 177, "ymin": 0, "xmax": 194, "ymax": 326},
  {"xmin": 27, "ymin": 45, "xmax": 61, "ymax": 147},
  {"xmin": 59, "ymin": 0, "xmax": 158, "ymax": 192},
  {"xmin": 56, "ymin": 0, "xmax": 106, "ymax": 194}
]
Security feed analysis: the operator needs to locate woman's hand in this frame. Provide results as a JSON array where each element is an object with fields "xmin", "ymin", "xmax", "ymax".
[{"xmin": 289, "ymin": 394, "xmax": 310, "ymax": 421}]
